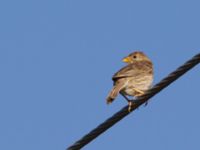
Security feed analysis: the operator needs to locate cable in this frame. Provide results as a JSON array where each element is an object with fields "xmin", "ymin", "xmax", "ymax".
[{"xmin": 67, "ymin": 53, "xmax": 200, "ymax": 150}]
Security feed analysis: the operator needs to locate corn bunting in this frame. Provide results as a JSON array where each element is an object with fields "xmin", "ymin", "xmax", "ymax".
[{"xmin": 106, "ymin": 51, "xmax": 153, "ymax": 111}]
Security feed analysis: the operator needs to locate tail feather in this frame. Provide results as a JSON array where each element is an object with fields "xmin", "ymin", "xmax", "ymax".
[{"xmin": 106, "ymin": 83, "xmax": 124, "ymax": 104}]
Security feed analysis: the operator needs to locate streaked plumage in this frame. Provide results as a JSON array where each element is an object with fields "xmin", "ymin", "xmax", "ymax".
[{"xmin": 106, "ymin": 51, "xmax": 153, "ymax": 110}]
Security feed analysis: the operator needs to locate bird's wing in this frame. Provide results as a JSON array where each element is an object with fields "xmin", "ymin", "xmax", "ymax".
[
  {"xmin": 112, "ymin": 61, "xmax": 153, "ymax": 81},
  {"xmin": 112, "ymin": 63, "xmax": 140, "ymax": 81}
]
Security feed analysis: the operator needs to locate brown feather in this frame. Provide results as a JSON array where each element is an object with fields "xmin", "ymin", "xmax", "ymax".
[
  {"xmin": 106, "ymin": 80, "xmax": 126, "ymax": 104},
  {"xmin": 106, "ymin": 51, "xmax": 154, "ymax": 107}
]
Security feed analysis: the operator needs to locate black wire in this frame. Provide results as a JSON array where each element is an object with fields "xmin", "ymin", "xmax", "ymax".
[{"xmin": 67, "ymin": 53, "xmax": 200, "ymax": 150}]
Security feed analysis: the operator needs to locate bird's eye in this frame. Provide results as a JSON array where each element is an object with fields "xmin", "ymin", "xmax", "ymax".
[{"xmin": 133, "ymin": 55, "xmax": 137, "ymax": 59}]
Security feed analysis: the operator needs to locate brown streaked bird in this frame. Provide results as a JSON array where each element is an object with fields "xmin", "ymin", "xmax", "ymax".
[{"xmin": 106, "ymin": 51, "xmax": 153, "ymax": 111}]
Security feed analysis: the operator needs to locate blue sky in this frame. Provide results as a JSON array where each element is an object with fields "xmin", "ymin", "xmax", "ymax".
[{"xmin": 0, "ymin": 0, "xmax": 200, "ymax": 150}]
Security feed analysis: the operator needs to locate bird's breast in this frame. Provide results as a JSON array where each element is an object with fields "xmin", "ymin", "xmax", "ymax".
[{"xmin": 122, "ymin": 75, "xmax": 153, "ymax": 96}]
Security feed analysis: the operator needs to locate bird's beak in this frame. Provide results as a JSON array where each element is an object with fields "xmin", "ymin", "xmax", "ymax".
[{"xmin": 123, "ymin": 56, "xmax": 131, "ymax": 63}]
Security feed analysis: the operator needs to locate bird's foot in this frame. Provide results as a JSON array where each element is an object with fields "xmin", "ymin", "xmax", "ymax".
[
  {"xmin": 128, "ymin": 101, "xmax": 132, "ymax": 112},
  {"xmin": 133, "ymin": 88, "xmax": 145, "ymax": 97}
]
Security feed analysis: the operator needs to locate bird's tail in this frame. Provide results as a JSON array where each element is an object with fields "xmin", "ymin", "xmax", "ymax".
[{"xmin": 106, "ymin": 84, "xmax": 124, "ymax": 104}]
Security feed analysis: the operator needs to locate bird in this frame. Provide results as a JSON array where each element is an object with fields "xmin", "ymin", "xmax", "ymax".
[{"xmin": 106, "ymin": 51, "xmax": 153, "ymax": 111}]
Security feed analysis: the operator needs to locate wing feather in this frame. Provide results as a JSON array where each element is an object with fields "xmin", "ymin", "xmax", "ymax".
[{"xmin": 112, "ymin": 61, "xmax": 152, "ymax": 81}]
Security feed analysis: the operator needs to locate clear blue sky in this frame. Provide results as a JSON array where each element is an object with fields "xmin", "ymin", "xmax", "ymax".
[{"xmin": 0, "ymin": 0, "xmax": 200, "ymax": 150}]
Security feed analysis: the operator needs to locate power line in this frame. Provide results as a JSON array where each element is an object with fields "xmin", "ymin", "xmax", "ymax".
[{"xmin": 67, "ymin": 53, "xmax": 200, "ymax": 150}]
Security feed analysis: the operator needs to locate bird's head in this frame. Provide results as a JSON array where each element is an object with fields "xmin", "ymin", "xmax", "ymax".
[{"xmin": 122, "ymin": 51, "xmax": 151, "ymax": 63}]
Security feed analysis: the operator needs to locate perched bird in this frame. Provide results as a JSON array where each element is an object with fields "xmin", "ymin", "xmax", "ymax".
[{"xmin": 106, "ymin": 51, "xmax": 153, "ymax": 111}]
